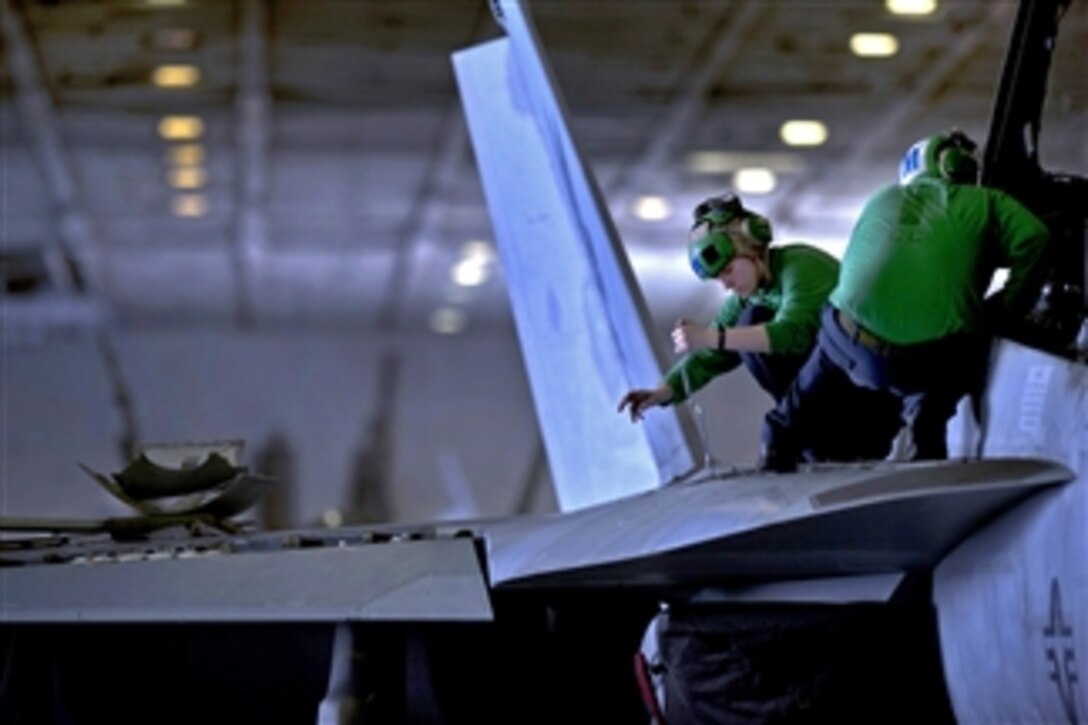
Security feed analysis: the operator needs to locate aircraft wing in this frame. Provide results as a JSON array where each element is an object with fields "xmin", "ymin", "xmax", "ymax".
[
  {"xmin": 1, "ymin": 457, "xmax": 1069, "ymax": 622},
  {"xmin": 483, "ymin": 457, "xmax": 1072, "ymax": 590},
  {"xmin": 0, "ymin": 535, "xmax": 493, "ymax": 623}
]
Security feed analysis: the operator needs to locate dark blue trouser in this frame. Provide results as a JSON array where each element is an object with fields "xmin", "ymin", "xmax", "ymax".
[
  {"xmin": 762, "ymin": 305, "xmax": 990, "ymax": 465},
  {"xmin": 737, "ymin": 305, "xmax": 809, "ymax": 403},
  {"xmin": 742, "ymin": 305, "xmax": 900, "ymax": 462}
]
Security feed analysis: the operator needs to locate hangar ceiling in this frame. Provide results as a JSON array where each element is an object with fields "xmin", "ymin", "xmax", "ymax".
[{"xmin": 2, "ymin": 0, "xmax": 1086, "ymax": 343}]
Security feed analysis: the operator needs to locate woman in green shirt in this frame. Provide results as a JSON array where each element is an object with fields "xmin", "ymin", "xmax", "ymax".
[{"xmin": 619, "ymin": 193, "xmax": 899, "ymax": 462}]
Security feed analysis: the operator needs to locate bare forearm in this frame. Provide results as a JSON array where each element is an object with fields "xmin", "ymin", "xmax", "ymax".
[
  {"xmin": 674, "ymin": 320, "xmax": 771, "ymax": 355},
  {"xmin": 723, "ymin": 324, "xmax": 771, "ymax": 353}
]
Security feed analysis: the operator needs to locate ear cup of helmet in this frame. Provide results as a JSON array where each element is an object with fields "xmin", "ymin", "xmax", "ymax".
[
  {"xmin": 939, "ymin": 146, "xmax": 979, "ymax": 183},
  {"xmin": 743, "ymin": 213, "xmax": 773, "ymax": 245}
]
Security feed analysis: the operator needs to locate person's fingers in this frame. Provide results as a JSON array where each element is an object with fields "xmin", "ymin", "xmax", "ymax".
[
  {"xmin": 674, "ymin": 325, "xmax": 691, "ymax": 345},
  {"xmin": 620, "ymin": 392, "xmax": 650, "ymax": 416},
  {"xmin": 623, "ymin": 394, "xmax": 645, "ymax": 421}
]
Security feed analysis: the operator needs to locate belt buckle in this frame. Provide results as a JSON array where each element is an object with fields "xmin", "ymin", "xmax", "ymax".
[
  {"xmin": 840, "ymin": 310, "xmax": 885, "ymax": 353},
  {"xmin": 838, "ymin": 310, "xmax": 869, "ymax": 347},
  {"xmin": 861, "ymin": 329, "xmax": 879, "ymax": 350},
  {"xmin": 865, "ymin": 329, "xmax": 892, "ymax": 354}
]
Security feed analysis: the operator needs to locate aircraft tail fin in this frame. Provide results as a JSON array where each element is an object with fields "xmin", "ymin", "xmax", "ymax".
[{"xmin": 451, "ymin": 1, "xmax": 701, "ymax": 511}]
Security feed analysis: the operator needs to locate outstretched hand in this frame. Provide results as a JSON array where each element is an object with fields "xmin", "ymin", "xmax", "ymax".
[{"xmin": 618, "ymin": 387, "xmax": 669, "ymax": 422}]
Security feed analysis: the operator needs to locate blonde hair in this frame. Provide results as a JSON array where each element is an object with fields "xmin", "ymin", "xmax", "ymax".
[{"xmin": 690, "ymin": 218, "xmax": 766, "ymax": 259}]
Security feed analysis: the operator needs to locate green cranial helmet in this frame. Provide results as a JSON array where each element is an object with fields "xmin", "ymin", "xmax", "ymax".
[
  {"xmin": 688, "ymin": 229, "xmax": 736, "ymax": 280},
  {"xmin": 691, "ymin": 192, "xmax": 773, "ymax": 245},
  {"xmin": 691, "ymin": 193, "xmax": 745, "ymax": 230},
  {"xmin": 898, "ymin": 130, "xmax": 979, "ymax": 185}
]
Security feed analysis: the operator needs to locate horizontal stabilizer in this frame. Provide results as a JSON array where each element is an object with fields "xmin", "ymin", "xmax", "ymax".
[{"xmin": 0, "ymin": 538, "xmax": 491, "ymax": 623}]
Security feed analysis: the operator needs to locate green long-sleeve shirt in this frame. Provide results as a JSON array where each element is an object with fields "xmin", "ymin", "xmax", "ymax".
[
  {"xmin": 830, "ymin": 178, "xmax": 1050, "ymax": 345},
  {"xmin": 664, "ymin": 243, "xmax": 838, "ymax": 403}
]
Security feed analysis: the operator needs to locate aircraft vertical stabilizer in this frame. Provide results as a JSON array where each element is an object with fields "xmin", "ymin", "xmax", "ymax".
[
  {"xmin": 451, "ymin": 1, "xmax": 701, "ymax": 511},
  {"xmin": 937, "ymin": 341, "xmax": 1086, "ymax": 724}
]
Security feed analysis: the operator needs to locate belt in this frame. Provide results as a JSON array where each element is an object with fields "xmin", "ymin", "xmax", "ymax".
[{"xmin": 835, "ymin": 308, "xmax": 895, "ymax": 353}]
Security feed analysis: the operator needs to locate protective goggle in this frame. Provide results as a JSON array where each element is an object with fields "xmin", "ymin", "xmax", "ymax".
[
  {"xmin": 688, "ymin": 231, "xmax": 735, "ymax": 280},
  {"xmin": 691, "ymin": 194, "xmax": 744, "ymax": 231}
]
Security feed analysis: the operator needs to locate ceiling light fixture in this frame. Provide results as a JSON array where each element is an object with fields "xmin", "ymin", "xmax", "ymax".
[
  {"xmin": 158, "ymin": 115, "xmax": 204, "ymax": 141},
  {"xmin": 885, "ymin": 0, "xmax": 938, "ymax": 16},
  {"xmin": 780, "ymin": 120, "xmax": 829, "ymax": 146},
  {"xmin": 430, "ymin": 307, "xmax": 468, "ymax": 335},
  {"xmin": 687, "ymin": 151, "xmax": 806, "ymax": 175},
  {"xmin": 850, "ymin": 33, "xmax": 900, "ymax": 57},
  {"xmin": 167, "ymin": 167, "xmax": 208, "ymax": 190},
  {"xmin": 734, "ymin": 168, "xmax": 777, "ymax": 194},
  {"xmin": 167, "ymin": 144, "xmax": 205, "ymax": 166},
  {"xmin": 687, "ymin": 152, "xmax": 736, "ymax": 175},
  {"xmin": 152, "ymin": 64, "xmax": 201, "ymax": 88},
  {"xmin": 171, "ymin": 194, "xmax": 208, "ymax": 218},
  {"xmin": 451, "ymin": 240, "xmax": 496, "ymax": 287},
  {"xmin": 633, "ymin": 195, "xmax": 671, "ymax": 222},
  {"xmin": 461, "ymin": 239, "xmax": 496, "ymax": 264},
  {"xmin": 451, "ymin": 258, "xmax": 488, "ymax": 287}
]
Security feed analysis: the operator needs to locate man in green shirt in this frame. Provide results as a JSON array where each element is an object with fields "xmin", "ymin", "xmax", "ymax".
[
  {"xmin": 761, "ymin": 130, "xmax": 1051, "ymax": 471},
  {"xmin": 619, "ymin": 193, "xmax": 899, "ymax": 462}
]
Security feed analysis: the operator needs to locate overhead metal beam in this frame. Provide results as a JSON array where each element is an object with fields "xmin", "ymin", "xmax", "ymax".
[
  {"xmin": 374, "ymin": 108, "xmax": 471, "ymax": 333},
  {"xmin": 373, "ymin": 4, "xmax": 492, "ymax": 334},
  {"xmin": 2, "ymin": 0, "xmax": 98, "ymax": 296},
  {"xmin": 233, "ymin": 0, "xmax": 272, "ymax": 327}
]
